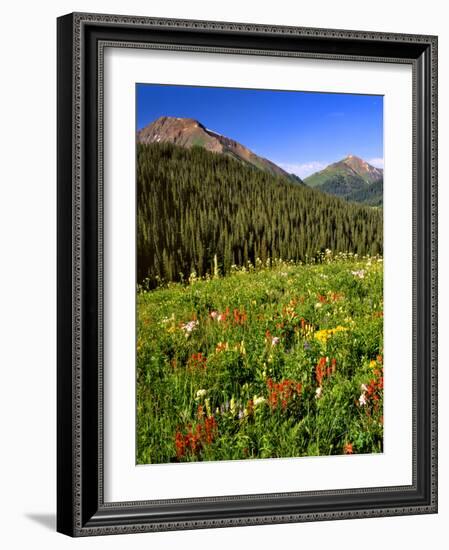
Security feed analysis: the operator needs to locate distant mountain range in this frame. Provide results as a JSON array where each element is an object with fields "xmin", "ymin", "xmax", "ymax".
[
  {"xmin": 137, "ymin": 116, "xmax": 303, "ymax": 184},
  {"xmin": 137, "ymin": 117, "xmax": 383, "ymax": 206},
  {"xmin": 304, "ymin": 155, "xmax": 383, "ymax": 206}
]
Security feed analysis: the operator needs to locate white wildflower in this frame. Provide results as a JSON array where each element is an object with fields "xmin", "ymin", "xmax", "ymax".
[
  {"xmin": 195, "ymin": 389, "xmax": 207, "ymax": 400},
  {"xmin": 351, "ymin": 269, "xmax": 366, "ymax": 279},
  {"xmin": 253, "ymin": 395, "xmax": 266, "ymax": 407},
  {"xmin": 359, "ymin": 393, "xmax": 367, "ymax": 406},
  {"xmin": 161, "ymin": 314, "xmax": 175, "ymax": 324},
  {"xmin": 181, "ymin": 320, "xmax": 198, "ymax": 335},
  {"xmin": 315, "ymin": 387, "xmax": 323, "ymax": 399}
]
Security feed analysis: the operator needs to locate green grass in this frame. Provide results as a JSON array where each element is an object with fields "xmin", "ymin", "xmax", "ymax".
[
  {"xmin": 137, "ymin": 252, "xmax": 384, "ymax": 464},
  {"xmin": 303, "ymin": 166, "xmax": 350, "ymax": 187}
]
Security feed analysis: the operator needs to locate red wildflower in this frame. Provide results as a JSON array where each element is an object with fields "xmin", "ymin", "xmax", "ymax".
[
  {"xmin": 217, "ymin": 307, "xmax": 230, "ymax": 323},
  {"xmin": 188, "ymin": 352, "xmax": 207, "ymax": 370},
  {"xmin": 215, "ymin": 342, "xmax": 228, "ymax": 352},
  {"xmin": 315, "ymin": 357, "xmax": 327, "ymax": 386},
  {"xmin": 232, "ymin": 308, "xmax": 247, "ymax": 325},
  {"xmin": 185, "ymin": 430, "xmax": 201, "ymax": 454},
  {"xmin": 331, "ymin": 292, "xmax": 344, "ymax": 302},
  {"xmin": 204, "ymin": 416, "xmax": 217, "ymax": 444},
  {"xmin": 316, "ymin": 357, "xmax": 337, "ymax": 385},
  {"xmin": 268, "ymin": 393, "xmax": 278, "ymax": 409},
  {"xmin": 175, "ymin": 431, "xmax": 185, "ymax": 459},
  {"xmin": 360, "ymin": 368, "xmax": 384, "ymax": 415},
  {"xmin": 174, "ymin": 414, "xmax": 219, "ymax": 460},
  {"xmin": 266, "ymin": 378, "xmax": 302, "ymax": 411},
  {"xmin": 327, "ymin": 357, "xmax": 337, "ymax": 376},
  {"xmin": 344, "ymin": 442, "xmax": 354, "ymax": 455}
]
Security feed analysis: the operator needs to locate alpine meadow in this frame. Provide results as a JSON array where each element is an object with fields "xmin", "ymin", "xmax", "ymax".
[{"xmin": 136, "ymin": 86, "xmax": 384, "ymax": 465}]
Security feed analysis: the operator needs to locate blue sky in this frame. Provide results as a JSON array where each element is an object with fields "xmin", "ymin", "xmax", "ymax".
[{"xmin": 136, "ymin": 84, "xmax": 383, "ymax": 178}]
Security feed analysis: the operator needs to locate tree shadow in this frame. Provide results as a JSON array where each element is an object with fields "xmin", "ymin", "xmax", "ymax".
[{"xmin": 25, "ymin": 513, "xmax": 56, "ymax": 531}]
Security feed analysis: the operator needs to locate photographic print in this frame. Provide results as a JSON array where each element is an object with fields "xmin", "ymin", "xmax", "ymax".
[{"xmin": 136, "ymin": 84, "xmax": 384, "ymax": 465}]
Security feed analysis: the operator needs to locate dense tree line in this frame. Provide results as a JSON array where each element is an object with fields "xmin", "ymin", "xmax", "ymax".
[
  {"xmin": 313, "ymin": 174, "xmax": 383, "ymax": 207},
  {"xmin": 137, "ymin": 143, "xmax": 383, "ymax": 286},
  {"xmin": 318, "ymin": 173, "xmax": 366, "ymax": 197},
  {"xmin": 344, "ymin": 179, "xmax": 383, "ymax": 207}
]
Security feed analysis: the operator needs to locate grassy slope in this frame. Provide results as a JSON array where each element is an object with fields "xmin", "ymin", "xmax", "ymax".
[
  {"xmin": 137, "ymin": 254, "xmax": 383, "ymax": 464},
  {"xmin": 304, "ymin": 166, "xmax": 342, "ymax": 187}
]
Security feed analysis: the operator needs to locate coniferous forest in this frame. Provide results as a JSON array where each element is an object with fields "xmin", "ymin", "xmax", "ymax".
[{"xmin": 137, "ymin": 142, "xmax": 383, "ymax": 287}]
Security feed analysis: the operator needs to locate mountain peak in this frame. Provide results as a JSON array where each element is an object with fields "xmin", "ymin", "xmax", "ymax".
[
  {"xmin": 155, "ymin": 115, "xmax": 204, "ymax": 127},
  {"xmin": 303, "ymin": 154, "xmax": 383, "ymax": 205},
  {"xmin": 137, "ymin": 117, "xmax": 302, "ymax": 184},
  {"xmin": 340, "ymin": 155, "xmax": 383, "ymax": 181},
  {"xmin": 145, "ymin": 116, "xmax": 207, "ymax": 134},
  {"xmin": 344, "ymin": 153, "xmax": 361, "ymax": 162}
]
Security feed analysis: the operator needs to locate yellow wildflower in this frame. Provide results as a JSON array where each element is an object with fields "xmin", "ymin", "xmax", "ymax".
[
  {"xmin": 314, "ymin": 326, "xmax": 347, "ymax": 344},
  {"xmin": 205, "ymin": 398, "xmax": 212, "ymax": 418},
  {"xmin": 230, "ymin": 397, "xmax": 236, "ymax": 415}
]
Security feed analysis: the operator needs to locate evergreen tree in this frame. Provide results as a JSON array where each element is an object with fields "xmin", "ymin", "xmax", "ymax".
[{"xmin": 137, "ymin": 142, "xmax": 383, "ymax": 287}]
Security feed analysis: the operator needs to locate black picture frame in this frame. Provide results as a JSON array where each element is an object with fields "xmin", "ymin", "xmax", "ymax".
[{"xmin": 57, "ymin": 12, "xmax": 438, "ymax": 537}]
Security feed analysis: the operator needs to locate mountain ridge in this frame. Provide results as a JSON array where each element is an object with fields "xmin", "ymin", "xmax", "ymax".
[{"xmin": 137, "ymin": 116, "xmax": 302, "ymax": 184}]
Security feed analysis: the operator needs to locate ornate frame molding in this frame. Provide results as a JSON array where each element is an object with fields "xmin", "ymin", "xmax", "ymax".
[{"xmin": 57, "ymin": 12, "xmax": 438, "ymax": 537}]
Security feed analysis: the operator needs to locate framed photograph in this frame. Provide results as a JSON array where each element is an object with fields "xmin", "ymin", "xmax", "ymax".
[{"xmin": 57, "ymin": 12, "xmax": 438, "ymax": 536}]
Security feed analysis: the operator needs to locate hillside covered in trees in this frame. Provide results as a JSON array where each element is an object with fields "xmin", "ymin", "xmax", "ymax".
[
  {"xmin": 137, "ymin": 142, "xmax": 383, "ymax": 287},
  {"xmin": 304, "ymin": 155, "xmax": 384, "ymax": 206}
]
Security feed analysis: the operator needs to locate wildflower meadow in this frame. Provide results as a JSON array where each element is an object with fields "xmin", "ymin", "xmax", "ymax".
[{"xmin": 136, "ymin": 252, "xmax": 383, "ymax": 464}]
